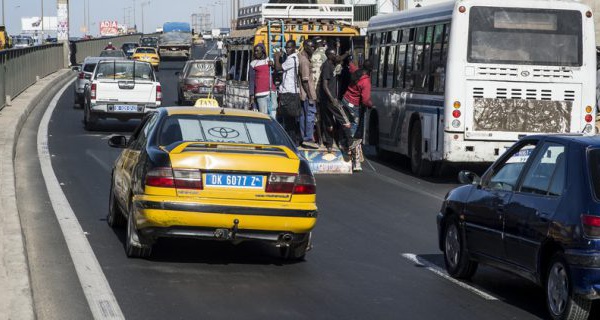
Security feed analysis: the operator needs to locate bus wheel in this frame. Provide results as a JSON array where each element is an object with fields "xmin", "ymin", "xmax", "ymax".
[{"xmin": 410, "ymin": 122, "xmax": 433, "ymax": 177}]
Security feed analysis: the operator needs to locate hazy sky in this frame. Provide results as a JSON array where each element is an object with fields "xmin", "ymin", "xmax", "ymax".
[{"xmin": 2, "ymin": 0, "xmax": 265, "ymax": 36}]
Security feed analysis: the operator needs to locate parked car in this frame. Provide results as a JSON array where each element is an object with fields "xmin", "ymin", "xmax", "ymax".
[
  {"xmin": 83, "ymin": 60, "xmax": 161, "ymax": 130},
  {"xmin": 107, "ymin": 107, "xmax": 317, "ymax": 259},
  {"xmin": 437, "ymin": 134, "xmax": 600, "ymax": 320},
  {"xmin": 121, "ymin": 42, "xmax": 139, "ymax": 58},
  {"xmin": 131, "ymin": 47, "xmax": 160, "ymax": 70},
  {"xmin": 73, "ymin": 56, "xmax": 126, "ymax": 106},
  {"xmin": 176, "ymin": 59, "xmax": 225, "ymax": 105},
  {"xmin": 99, "ymin": 50, "xmax": 127, "ymax": 59}
]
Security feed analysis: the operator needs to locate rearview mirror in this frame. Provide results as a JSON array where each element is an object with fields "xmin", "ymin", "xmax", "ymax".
[
  {"xmin": 108, "ymin": 135, "xmax": 127, "ymax": 148},
  {"xmin": 458, "ymin": 170, "xmax": 480, "ymax": 185}
]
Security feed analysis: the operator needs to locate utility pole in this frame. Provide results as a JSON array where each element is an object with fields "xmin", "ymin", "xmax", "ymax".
[
  {"xmin": 2, "ymin": 0, "xmax": 5, "ymax": 25},
  {"xmin": 133, "ymin": 0, "xmax": 136, "ymax": 30},
  {"xmin": 41, "ymin": 0, "xmax": 44, "ymax": 43}
]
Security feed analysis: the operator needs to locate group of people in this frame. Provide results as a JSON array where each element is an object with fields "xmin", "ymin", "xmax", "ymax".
[{"xmin": 248, "ymin": 38, "xmax": 373, "ymax": 172}]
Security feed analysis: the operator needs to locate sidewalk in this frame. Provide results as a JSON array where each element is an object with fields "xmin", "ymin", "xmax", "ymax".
[{"xmin": 0, "ymin": 69, "xmax": 74, "ymax": 320}]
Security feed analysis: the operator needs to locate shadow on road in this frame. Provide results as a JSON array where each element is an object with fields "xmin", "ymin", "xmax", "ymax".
[{"xmin": 410, "ymin": 254, "xmax": 600, "ymax": 319}]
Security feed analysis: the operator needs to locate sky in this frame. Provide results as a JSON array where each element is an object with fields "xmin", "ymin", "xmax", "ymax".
[{"xmin": 1, "ymin": 0, "xmax": 265, "ymax": 36}]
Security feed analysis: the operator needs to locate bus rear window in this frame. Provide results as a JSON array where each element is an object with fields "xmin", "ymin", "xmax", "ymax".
[{"xmin": 468, "ymin": 7, "xmax": 582, "ymax": 66}]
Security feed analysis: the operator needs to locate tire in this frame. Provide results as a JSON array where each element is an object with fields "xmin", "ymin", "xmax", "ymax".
[
  {"xmin": 125, "ymin": 206, "xmax": 152, "ymax": 258},
  {"xmin": 545, "ymin": 253, "xmax": 591, "ymax": 320},
  {"xmin": 83, "ymin": 103, "xmax": 98, "ymax": 131},
  {"xmin": 409, "ymin": 121, "xmax": 433, "ymax": 177},
  {"xmin": 443, "ymin": 217, "xmax": 478, "ymax": 279},
  {"xmin": 280, "ymin": 233, "xmax": 311, "ymax": 261},
  {"xmin": 107, "ymin": 179, "xmax": 126, "ymax": 228}
]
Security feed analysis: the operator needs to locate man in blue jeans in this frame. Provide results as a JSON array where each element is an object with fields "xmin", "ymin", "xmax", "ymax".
[{"xmin": 298, "ymin": 40, "xmax": 319, "ymax": 149}]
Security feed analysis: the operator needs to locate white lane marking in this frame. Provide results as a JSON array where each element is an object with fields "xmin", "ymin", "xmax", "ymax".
[
  {"xmin": 86, "ymin": 149, "xmax": 112, "ymax": 172},
  {"xmin": 38, "ymin": 80, "xmax": 125, "ymax": 319},
  {"xmin": 401, "ymin": 253, "xmax": 498, "ymax": 301}
]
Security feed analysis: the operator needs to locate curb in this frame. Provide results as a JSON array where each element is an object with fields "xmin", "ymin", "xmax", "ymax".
[{"xmin": 0, "ymin": 69, "xmax": 74, "ymax": 320}]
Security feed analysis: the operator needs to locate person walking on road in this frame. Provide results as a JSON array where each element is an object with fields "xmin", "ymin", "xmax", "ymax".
[
  {"xmin": 248, "ymin": 43, "xmax": 277, "ymax": 118},
  {"xmin": 298, "ymin": 40, "xmax": 318, "ymax": 149},
  {"xmin": 342, "ymin": 60, "xmax": 373, "ymax": 172},
  {"xmin": 216, "ymin": 38, "xmax": 224, "ymax": 57},
  {"xmin": 275, "ymin": 40, "xmax": 302, "ymax": 147}
]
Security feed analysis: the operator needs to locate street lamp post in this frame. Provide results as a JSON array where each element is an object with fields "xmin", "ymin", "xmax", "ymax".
[
  {"xmin": 41, "ymin": 0, "xmax": 44, "ymax": 43},
  {"xmin": 141, "ymin": 1, "xmax": 150, "ymax": 34},
  {"xmin": 2, "ymin": 0, "xmax": 5, "ymax": 26},
  {"xmin": 133, "ymin": 0, "xmax": 136, "ymax": 30}
]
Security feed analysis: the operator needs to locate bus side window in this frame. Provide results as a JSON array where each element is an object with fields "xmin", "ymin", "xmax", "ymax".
[
  {"xmin": 439, "ymin": 23, "xmax": 451, "ymax": 93},
  {"xmin": 412, "ymin": 26, "xmax": 430, "ymax": 93},
  {"xmin": 378, "ymin": 46, "xmax": 387, "ymax": 88},
  {"xmin": 386, "ymin": 45, "xmax": 397, "ymax": 88},
  {"xmin": 396, "ymin": 29, "xmax": 408, "ymax": 89},
  {"xmin": 430, "ymin": 24, "xmax": 446, "ymax": 93},
  {"xmin": 240, "ymin": 50, "xmax": 250, "ymax": 81},
  {"xmin": 404, "ymin": 28, "xmax": 416, "ymax": 91}
]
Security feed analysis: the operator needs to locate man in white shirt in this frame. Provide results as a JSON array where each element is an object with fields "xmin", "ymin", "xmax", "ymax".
[
  {"xmin": 275, "ymin": 40, "xmax": 301, "ymax": 146},
  {"xmin": 216, "ymin": 38, "xmax": 224, "ymax": 56}
]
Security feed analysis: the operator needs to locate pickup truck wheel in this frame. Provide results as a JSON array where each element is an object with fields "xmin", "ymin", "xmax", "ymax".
[
  {"xmin": 125, "ymin": 207, "xmax": 152, "ymax": 258},
  {"xmin": 84, "ymin": 104, "xmax": 98, "ymax": 131}
]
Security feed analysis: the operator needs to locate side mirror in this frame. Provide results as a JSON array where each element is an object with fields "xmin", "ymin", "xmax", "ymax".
[
  {"xmin": 72, "ymin": 66, "xmax": 81, "ymax": 72},
  {"xmin": 458, "ymin": 170, "xmax": 481, "ymax": 185},
  {"xmin": 108, "ymin": 135, "xmax": 127, "ymax": 148}
]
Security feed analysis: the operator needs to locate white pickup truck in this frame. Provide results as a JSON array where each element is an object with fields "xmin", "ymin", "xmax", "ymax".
[{"xmin": 83, "ymin": 60, "xmax": 162, "ymax": 130}]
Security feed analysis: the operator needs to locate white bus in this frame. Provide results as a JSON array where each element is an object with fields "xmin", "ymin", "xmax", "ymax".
[{"xmin": 366, "ymin": 0, "xmax": 597, "ymax": 176}]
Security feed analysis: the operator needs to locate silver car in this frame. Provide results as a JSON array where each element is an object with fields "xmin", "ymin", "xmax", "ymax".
[{"xmin": 74, "ymin": 56, "xmax": 125, "ymax": 106}]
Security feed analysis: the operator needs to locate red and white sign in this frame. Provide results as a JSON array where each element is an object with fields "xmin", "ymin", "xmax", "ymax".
[{"xmin": 99, "ymin": 20, "xmax": 119, "ymax": 36}]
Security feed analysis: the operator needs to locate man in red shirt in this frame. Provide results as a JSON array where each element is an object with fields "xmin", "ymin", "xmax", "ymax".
[
  {"xmin": 249, "ymin": 43, "xmax": 277, "ymax": 118},
  {"xmin": 342, "ymin": 60, "xmax": 373, "ymax": 171}
]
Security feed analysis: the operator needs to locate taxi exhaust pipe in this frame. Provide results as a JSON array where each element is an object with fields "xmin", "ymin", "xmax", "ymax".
[{"xmin": 277, "ymin": 233, "xmax": 293, "ymax": 247}]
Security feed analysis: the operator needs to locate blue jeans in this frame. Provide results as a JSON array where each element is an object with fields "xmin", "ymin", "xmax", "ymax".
[
  {"xmin": 300, "ymin": 100, "xmax": 317, "ymax": 142},
  {"xmin": 256, "ymin": 92, "xmax": 277, "ymax": 119},
  {"xmin": 342, "ymin": 99, "xmax": 362, "ymax": 138}
]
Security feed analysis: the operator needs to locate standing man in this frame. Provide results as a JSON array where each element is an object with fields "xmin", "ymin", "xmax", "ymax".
[
  {"xmin": 248, "ymin": 43, "xmax": 277, "ymax": 118},
  {"xmin": 275, "ymin": 40, "xmax": 301, "ymax": 147},
  {"xmin": 320, "ymin": 48, "xmax": 359, "ymax": 154},
  {"xmin": 342, "ymin": 60, "xmax": 373, "ymax": 171},
  {"xmin": 216, "ymin": 38, "xmax": 224, "ymax": 57},
  {"xmin": 298, "ymin": 40, "xmax": 318, "ymax": 149}
]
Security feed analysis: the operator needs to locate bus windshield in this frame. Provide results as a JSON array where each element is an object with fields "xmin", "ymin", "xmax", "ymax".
[{"xmin": 468, "ymin": 7, "xmax": 581, "ymax": 66}]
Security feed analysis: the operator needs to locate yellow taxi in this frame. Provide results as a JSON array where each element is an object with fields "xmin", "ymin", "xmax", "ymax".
[
  {"xmin": 131, "ymin": 47, "xmax": 160, "ymax": 69},
  {"xmin": 107, "ymin": 107, "xmax": 318, "ymax": 260}
]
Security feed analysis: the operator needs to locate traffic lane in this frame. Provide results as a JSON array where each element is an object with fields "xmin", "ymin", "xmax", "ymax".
[{"xmin": 48, "ymin": 86, "xmax": 544, "ymax": 320}]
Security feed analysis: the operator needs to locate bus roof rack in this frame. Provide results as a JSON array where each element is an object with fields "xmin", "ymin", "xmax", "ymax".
[{"xmin": 237, "ymin": 3, "xmax": 354, "ymax": 30}]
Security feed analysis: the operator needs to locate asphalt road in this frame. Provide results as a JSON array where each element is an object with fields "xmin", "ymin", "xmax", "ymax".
[{"xmin": 17, "ymin": 44, "xmax": 599, "ymax": 319}]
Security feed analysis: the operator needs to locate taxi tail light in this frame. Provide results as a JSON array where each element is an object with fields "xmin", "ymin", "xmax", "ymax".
[
  {"xmin": 145, "ymin": 167, "xmax": 175, "ymax": 188},
  {"xmin": 90, "ymin": 83, "xmax": 96, "ymax": 100},
  {"xmin": 266, "ymin": 173, "xmax": 296, "ymax": 193},
  {"xmin": 293, "ymin": 174, "xmax": 316, "ymax": 194},
  {"xmin": 173, "ymin": 169, "xmax": 203, "ymax": 190},
  {"xmin": 156, "ymin": 84, "xmax": 162, "ymax": 102},
  {"xmin": 582, "ymin": 214, "xmax": 600, "ymax": 237}
]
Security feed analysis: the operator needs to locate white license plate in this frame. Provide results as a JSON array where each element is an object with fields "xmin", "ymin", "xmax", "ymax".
[
  {"xmin": 205, "ymin": 174, "xmax": 264, "ymax": 189},
  {"xmin": 114, "ymin": 105, "xmax": 139, "ymax": 112}
]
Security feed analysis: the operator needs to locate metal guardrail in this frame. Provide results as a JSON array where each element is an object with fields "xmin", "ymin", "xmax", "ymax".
[
  {"xmin": 71, "ymin": 34, "xmax": 143, "ymax": 65},
  {"xmin": 0, "ymin": 44, "xmax": 65, "ymax": 111},
  {"xmin": 0, "ymin": 33, "xmax": 146, "ymax": 110}
]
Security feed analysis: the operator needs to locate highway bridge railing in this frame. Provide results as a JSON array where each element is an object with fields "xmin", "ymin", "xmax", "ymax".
[
  {"xmin": 0, "ymin": 34, "xmax": 147, "ymax": 111},
  {"xmin": 0, "ymin": 44, "xmax": 64, "ymax": 111}
]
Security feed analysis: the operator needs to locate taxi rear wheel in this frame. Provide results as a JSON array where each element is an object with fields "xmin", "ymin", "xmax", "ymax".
[
  {"xmin": 125, "ymin": 208, "xmax": 152, "ymax": 258},
  {"xmin": 107, "ymin": 181, "xmax": 126, "ymax": 228}
]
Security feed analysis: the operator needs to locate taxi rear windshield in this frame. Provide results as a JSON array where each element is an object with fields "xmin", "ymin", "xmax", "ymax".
[
  {"xmin": 158, "ymin": 115, "xmax": 294, "ymax": 148},
  {"xmin": 468, "ymin": 7, "xmax": 582, "ymax": 66},
  {"xmin": 136, "ymin": 48, "xmax": 156, "ymax": 54}
]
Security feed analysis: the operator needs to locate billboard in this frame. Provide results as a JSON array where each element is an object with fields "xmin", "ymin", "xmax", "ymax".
[
  {"xmin": 100, "ymin": 20, "xmax": 119, "ymax": 36},
  {"xmin": 21, "ymin": 17, "xmax": 58, "ymax": 32}
]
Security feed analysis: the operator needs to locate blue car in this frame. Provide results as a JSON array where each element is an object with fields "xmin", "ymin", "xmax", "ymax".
[{"xmin": 437, "ymin": 134, "xmax": 600, "ymax": 320}]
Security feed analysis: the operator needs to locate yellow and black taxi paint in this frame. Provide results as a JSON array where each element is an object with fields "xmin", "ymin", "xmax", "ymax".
[
  {"xmin": 131, "ymin": 47, "xmax": 161, "ymax": 68},
  {"xmin": 114, "ymin": 107, "xmax": 317, "ymax": 240}
]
